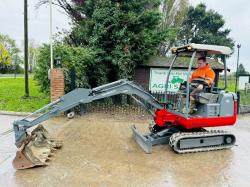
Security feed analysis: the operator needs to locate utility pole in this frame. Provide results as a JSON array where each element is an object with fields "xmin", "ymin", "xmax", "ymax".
[
  {"xmin": 24, "ymin": 0, "xmax": 29, "ymax": 97},
  {"xmin": 235, "ymin": 44, "xmax": 241, "ymax": 93}
]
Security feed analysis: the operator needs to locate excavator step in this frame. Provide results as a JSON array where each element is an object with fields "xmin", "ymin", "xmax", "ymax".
[{"xmin": 169, "ymin": 130, "xmax": 236, "ymax": 154}]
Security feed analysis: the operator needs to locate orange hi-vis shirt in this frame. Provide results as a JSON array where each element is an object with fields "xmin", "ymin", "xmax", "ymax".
[{"xmin": 189, "ymin": 64, "xmax": 215, "ymax": 86}]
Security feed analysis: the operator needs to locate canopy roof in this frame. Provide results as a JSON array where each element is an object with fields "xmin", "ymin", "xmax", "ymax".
[
  {"xmin": 140, "ymin": 56, "xmax": 229, "ymax": 71},
  {"xmin": 171, "ymin": 43, "xmax": 232, "ymax": 56}
]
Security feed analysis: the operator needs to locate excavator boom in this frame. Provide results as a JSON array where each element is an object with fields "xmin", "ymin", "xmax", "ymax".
[{"xmin": 13, "ymin": 79, "xmax": 163, "ymax": 169}]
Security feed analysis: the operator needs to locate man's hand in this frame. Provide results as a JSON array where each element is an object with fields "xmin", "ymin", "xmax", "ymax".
[{"xmin": 197, "ymin": 84, "xmax": 204, "ymax": 90}]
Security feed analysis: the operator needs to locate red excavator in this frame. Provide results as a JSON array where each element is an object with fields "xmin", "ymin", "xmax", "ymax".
[{"xmin": 11, "ymin": 43, "xmax": 237, "ymax": 169}]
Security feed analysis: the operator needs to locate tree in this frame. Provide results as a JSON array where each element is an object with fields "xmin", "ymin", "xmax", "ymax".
[
  {"xmin": 34, "ymin": 44, "xmax": 96, "ymax": 93},
  {"xmin": 177, "ymin": 3, "xmax": 234, "ymax": 50},
  {"xmin": 28, "ymin": 40, "xmax": 39, "ymax": 73},
  {"xmin": 21, "ymin": 39, "xmax": 39, "ymax": 73},
  {"xmin": 159, "ymin": 0, "xmax": 189, "ymax": 55},
  {"xmin": 38, "ymin": 0, "xmax": 168, "ymax": 87},
  {"xmin": 238, "ymin": 63, "xmax": 249, "ymax": 75},
  {"xmin": 36, "ymin": 0, "xmax": 86, "ymax": 23},
  {"xmin": 0, "ymin": 34, "xmax": 22, "ymax": 73},
  {"xmin": 0, "ymin": 43, "xmax": 12, "ymax": 66},
  {"xmin": 0, "ymin": 34, "xmax": 20, "ymax": 57}
]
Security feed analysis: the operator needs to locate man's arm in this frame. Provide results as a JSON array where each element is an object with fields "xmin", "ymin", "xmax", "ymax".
[
  {"xmin": 205, "ymin": 69, "xmax": 215, "ymax": 86},
  {"xmin": 189, "ymin": 70, "xmax": 196, "ymax": 83}
]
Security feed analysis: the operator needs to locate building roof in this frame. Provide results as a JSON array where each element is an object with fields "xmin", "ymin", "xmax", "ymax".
[
  {"xmin": 171, "ymin": 43, "xmax": 232, "ymax": 56},
  {"xmin": 139, "ymin": 56, "xmax": 228, "ymax": 71}
]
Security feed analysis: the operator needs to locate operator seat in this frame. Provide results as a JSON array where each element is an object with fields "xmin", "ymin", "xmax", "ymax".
[{"xmin": 190, "ymin": 78, "xmax": 219, "ymax": 104}]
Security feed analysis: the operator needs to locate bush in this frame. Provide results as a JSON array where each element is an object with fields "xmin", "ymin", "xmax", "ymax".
[
  {"xmin": 64, "ymin": 0, "xmax": 166, "ymax": 83},
  {"xmin": 34, "ymin": 44, "xmax": 96, "ymax": 93},
  {"xmin": 0, "ymin": 63, "xmax": 24, "ymax": 74}
]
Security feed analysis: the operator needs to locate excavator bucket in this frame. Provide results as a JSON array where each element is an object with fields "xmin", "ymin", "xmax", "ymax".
[{"xmin": 12, "ymin": 125, "xmax": 62, "ymax": 170}]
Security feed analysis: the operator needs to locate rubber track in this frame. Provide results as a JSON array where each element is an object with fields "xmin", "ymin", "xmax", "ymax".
[{"xmin": 169, "ymin": 130, "xmax": 235, "ymax": 154}]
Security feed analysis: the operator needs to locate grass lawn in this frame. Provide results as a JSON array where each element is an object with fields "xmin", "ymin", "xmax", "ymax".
[
  {"xmin": 0, "ymin": 73, "xmax": 33, "ymax": 78},
  {"xmin": 0, "ymin": 77, "xmax": 249, "ymax": 113},
  {"xmin": 0, "ymin": 78, "xmax": 50, "ymax": 112},
  {"xmin": 218, "ymin": 79, "xmax": 250, "ymax": 105},
  {"xmin": 218, "ymin": 79, "xmax": 235, "ymax": 92}
]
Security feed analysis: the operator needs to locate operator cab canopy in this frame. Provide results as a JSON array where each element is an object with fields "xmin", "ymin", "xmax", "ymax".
[{"xmin": 171, "ymin": 43, "xmax": 232, "ymax": 57}]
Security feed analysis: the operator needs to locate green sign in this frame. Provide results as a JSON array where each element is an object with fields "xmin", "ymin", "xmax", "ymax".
[{"xmin": 149, "ymin": 68, "xmax": 189, "ymax": 92}]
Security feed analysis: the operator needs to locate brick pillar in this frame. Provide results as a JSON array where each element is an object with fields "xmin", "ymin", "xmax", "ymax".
[{"xmin": 50, "ymin": 69, "xmax": 64, "ymax": 101}]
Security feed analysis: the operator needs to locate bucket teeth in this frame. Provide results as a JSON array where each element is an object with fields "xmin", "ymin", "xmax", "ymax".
[{"xmin": 12, "ymin": 125, "xmax": 62, "ymax": 170}]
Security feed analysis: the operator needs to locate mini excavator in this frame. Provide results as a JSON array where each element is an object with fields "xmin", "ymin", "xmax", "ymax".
[{"xmin": 12, "ymin": 44, "xmax": 237, "ymax": 169}]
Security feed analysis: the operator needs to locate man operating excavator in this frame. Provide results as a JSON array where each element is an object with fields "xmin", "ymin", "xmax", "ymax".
[
  {"xmin": 11, "ymin": 44, "xmax": 237, "ymax": 169},
  {"xmin": 181, "ymin": 56, "xmax": 215, "ymax": 113}
]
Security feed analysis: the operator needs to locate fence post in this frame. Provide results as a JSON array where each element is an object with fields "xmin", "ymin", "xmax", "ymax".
[
  {"xmin": 79, "ymin": 104, "xmax": 86, "ymax": 116},
  {"xmin": 237, "ymin": 91, "xmax": 240, "ymax": 114},
  {"xmin": 70, "ymin": 67, "xmax": 76, "ymax": 91}
]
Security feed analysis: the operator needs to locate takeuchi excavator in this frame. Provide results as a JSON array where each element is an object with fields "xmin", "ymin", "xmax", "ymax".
[{"xmin": 12, "ymin": 43, "xmax": 237, "ymax": 169}]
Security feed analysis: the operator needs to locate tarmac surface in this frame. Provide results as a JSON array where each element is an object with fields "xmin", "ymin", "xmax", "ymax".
[{"xmin": 0, "ymin": 112, "xmax": 250, "ymax": 187}]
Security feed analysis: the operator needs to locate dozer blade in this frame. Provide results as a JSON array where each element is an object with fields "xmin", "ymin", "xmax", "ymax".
[
  {"xmin": 131, "ymin": 125, "xmax": 152, "ymax": 154},
  {"xmin": 13, "ymin": 125, "xmax": 62, "ymax": 170}
]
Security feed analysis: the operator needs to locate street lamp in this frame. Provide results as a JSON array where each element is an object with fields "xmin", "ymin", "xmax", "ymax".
[
  {"xmin": 55, "ymin": 56, "xmax": 62, "ymax": 68},
  {"xmin": 50, "ymin": 0, "xmax": 53, "ymax": 70},
  {"xmin": 235, "ymin": 44, "xmax": 241, "ymax": 93}
]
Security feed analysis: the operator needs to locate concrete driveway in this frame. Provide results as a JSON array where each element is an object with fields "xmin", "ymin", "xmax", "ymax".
[{"xmin": 0, "ymin": 113, "xmax": 250, "ymax": 187}]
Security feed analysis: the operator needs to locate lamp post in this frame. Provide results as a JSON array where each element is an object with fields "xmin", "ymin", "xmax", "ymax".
[
  {"xmin": 50, "ymin": 0, "xmax": 53, "ymax": 70},
  {"xmin": 235, "ymin": 44, "xmax": 241, "ymax": 93}
]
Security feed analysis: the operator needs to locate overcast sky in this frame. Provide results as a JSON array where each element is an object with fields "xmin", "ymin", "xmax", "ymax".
[
  {"xmin": 0, "ymin": 0, "xmax": 249, "ymax": 72},
  {"xmin": 0, "ymin": 0, "xmax": 69, "ymax": 46},
  {"xmin": 189, "ymin": 0, "xmax": 250, "ymax": 72}
]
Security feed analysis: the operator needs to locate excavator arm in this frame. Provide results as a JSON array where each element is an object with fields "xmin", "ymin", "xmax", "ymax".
[
  {"xmin": 13, "ymin": 80, "xmax": 163, "ymax": 157},
  {"xmin": 13, "ymin": 79, "xmax": 165, "ymax": 169}
]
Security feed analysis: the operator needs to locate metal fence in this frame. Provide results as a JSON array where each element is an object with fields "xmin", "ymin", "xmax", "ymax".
[
  {"xmin": 238, "ymin": 91, "xmax": 250, "ymax": 113},
  {"xmin": 82, "ymin": 96, "xmax": 149, "ymax": 116},
  {"xmin": 79, "ymin": 91, "xmax": 183, "ymax": 116},
  {"xmin": 73, "ymin": 90, "xmax": 250, "ymax": 115},
  {"xmin": 150, "ymin": 91, "xmax": 182, "ymax": 110}
]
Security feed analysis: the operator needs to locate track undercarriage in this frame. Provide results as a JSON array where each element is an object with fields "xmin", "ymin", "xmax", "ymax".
[{"xmin": 132, "ymin": 124, "xmax": 236, "ymax": 154}]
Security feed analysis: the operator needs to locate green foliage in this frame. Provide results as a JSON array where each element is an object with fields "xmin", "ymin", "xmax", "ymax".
[
  {"xmin": 0, "ymin": 34, "xmax": 20, "ymax": 56},
  {"xmin": 238, "ymin": 64, "xmax": 249, "ymax": 75},
  {"xmin": 177, "ymin": 3, "xmax": 234, "ymax": 50},
  {"xmin": 0, "ymin": 78, "xmax": 49, "ymax": 112},
  {"xmin": 0, "ymin": 33, "xmax": 23, "ymax": 73},
  {"xmin": 0, "ymin": 43, "xmax": 12, "ymax": 65},
  {"xmin": 34, "ymin": 44, "xmax": 96, "ymax": 93},
  {"xmin": 28, "ymin": 40, "xmax": 39, "ymax": 73},
  {"xmin": 159, "ymin": 0, "xmax": 189, "ymax": 54},
  {"xmin": 62, "ymin": 0, "xmax": 166, "ymax": 85},
  {"xmin": 0, "ymin": 63, "xmax": 24, "ymax": 74},
  {"xmin": 218, "ymin": 78, "xmax": 250, "ymax": 105}
]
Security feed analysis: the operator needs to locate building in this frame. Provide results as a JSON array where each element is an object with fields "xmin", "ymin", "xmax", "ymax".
[{"xmin": 134, "ymin": 56, "xmax": 228, "ymax": 92}]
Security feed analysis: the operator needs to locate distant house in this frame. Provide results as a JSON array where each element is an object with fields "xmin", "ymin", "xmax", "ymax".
[
  {"xmin": 239, "ymin": 75, "xmax": 250, "ymax": 90},
  {"xmin": 134, "ymin": 56, "xmax": 229, "ymax": 92}
]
